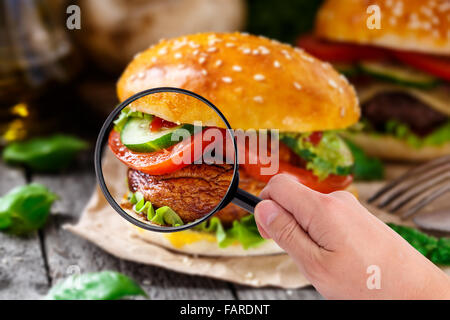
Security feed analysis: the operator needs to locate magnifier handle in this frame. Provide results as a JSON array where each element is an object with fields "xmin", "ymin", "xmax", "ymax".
[{"xmin": 232, "ymin": 188, "xmax": 262, "ymax": 214}]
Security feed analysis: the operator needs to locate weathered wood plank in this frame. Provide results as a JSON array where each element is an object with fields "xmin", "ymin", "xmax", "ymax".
[
  {"xmin": 0, "ymin": 163, "xmax": 48, "ymax": 299},
  {"xmin": 234, "ymin": 285, "xmax": 322, "ymax": 300},
  {"xmin": 34, "ymin": 152, "xmax": 235, "ymax": 299}
]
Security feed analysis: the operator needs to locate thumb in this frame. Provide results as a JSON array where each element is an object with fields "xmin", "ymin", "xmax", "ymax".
[{"xmin": 255, "ymin": 200, "xmax": 319, "ymax": 265}]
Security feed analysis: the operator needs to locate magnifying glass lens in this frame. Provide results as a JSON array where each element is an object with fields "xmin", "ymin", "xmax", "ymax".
[{"xmin": 100, "ymin": 89, "xmax": 237, "ymax": 232}]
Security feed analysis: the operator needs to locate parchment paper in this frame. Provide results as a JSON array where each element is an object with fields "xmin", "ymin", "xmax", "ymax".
[{"xmin": 66, "ymin": 151, "xmax": 450, "ymax": 288}]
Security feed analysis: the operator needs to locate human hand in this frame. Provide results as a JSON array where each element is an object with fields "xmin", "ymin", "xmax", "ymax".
[{"xmin": 254, "ymin": 174, "xmax": 450, "ymax": 300}]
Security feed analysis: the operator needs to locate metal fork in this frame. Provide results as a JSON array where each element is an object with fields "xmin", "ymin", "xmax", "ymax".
[{"xmin": 368, "ymin": 155, "xmax": 450, "ymax": 220}]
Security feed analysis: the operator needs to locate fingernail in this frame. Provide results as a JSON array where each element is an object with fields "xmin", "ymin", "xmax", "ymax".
[{"xmin": 257, "ymin": 201, "xmax": 279, "ymax": 227}]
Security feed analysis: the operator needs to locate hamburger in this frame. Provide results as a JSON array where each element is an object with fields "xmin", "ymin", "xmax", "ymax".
[
  {"xmin": 109, "ymin": 32, "xmax": 360, "ymax": 256},
  {"xmin": 298, "ymin": 0, "xmax": 450, "ymax": 161}
]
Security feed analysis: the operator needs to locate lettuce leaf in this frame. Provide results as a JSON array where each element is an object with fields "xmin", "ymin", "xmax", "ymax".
[
  {"xmin": 280, "ymin": 132, "xmax": 354, "ymax": 180},
  {"xmin": 113, "ymin": 108, "xmax": 152, "ymax": 132},
  {"xmin": 384, "ymin": 120, "xmax": 450, "ymax": 148},
  {"xmin": 194, "ymin": 215, "xmax": 265, "ymax": 249}
]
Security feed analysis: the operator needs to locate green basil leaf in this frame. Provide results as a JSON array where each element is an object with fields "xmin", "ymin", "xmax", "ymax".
[
  {"xmin": 0, "ymin": 184, "xmax": 57, "ymax": 235},
  {"xmin": 345, "ymin": 139, "xmax": 384, "ymax": 181},
  {"xmin": 45, "ymin": 271, "xmax": 147, "ymax": 300},
  {"xmin": 3, "ymin": 134, "xmax": 88, "ymax": 172}
]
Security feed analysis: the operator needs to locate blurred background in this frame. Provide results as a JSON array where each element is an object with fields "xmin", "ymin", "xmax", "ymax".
[{"xmin": 0, "ymin": 0, "xmax": 323, "ymax": 144}]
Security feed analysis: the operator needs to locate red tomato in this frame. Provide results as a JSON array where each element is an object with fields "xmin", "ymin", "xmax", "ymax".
[
  {"xmin": 108, "ymin": 129, "xmax": 214, "ymax": 175},
  {"xmin": 150, "ymin": 116, "xmax": 177, "ymax": 132},
  {"xmin": 240, "ymin": 139, "xmax": 352, "ymax": 193},
  {"xmin": 296, "ymin": 34, "xmax": 389, "ymax": 62},
  {"xmin": 393, "ymin": 51, "xmax": 450, "ymax": 81},
  {"xmin": 243, "ymin": 160, "xmax": 352, "ymax": 194},
  {"xmin": 306, "ymin": 132, "xmax": 323, "ymax": 146}
]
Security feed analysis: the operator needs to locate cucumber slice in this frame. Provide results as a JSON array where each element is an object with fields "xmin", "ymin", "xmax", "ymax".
[
  {"xmin": 121, "ymin": 118, "xmax": 194, "ymax": 152},
  {"xmin": 359, "ymin": 61, "xmax": 439, "ymax": 89}
]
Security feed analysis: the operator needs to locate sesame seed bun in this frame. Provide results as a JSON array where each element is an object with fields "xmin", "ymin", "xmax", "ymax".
[
  {"xmin": 315, "ymin": 0, "xmax": 450, "ymax": 55},
  {"xmin": 117, "ymin": 32, "xmax": 360, "ymax": 132}
]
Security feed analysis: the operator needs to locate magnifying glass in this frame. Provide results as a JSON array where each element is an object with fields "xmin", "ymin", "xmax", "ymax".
[{"xmin": 95, "ymin": 87, "xmax": 262, "ymax": 232}]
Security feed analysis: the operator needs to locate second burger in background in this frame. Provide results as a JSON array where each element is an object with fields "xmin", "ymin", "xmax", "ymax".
[
  {"xmin": 298, "ymin": 0, "xmax": 450, "ymax": 161},
  {"xmin": 110, "ymin": 32, "xmax": 360, "ymax": 256}
]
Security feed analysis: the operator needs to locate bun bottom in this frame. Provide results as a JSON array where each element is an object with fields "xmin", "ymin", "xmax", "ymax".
[
  {"xmin": 130, "ymin": 228, "xmax": 285, "ymax": 257},
  {"xmin": 343, "ymin": 132, "xmax": 450, "ymax": 162}
]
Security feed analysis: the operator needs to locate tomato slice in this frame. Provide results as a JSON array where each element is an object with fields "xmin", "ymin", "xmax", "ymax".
[
  {"xmin": 393, "ymin": 51, "xmax": 450, "ymax": 81},
  {"xmin": 150, "ymin": 116, "xmax": 177, "ymax": 132},
  {"xmin": 297, "ymin": 34, "xmax": 389, "ymax": 62},
  {"xmin": 108, "ymin": 129, "xmax": 214, "ymax": 175},
  {"xmin": 243, "ymin": 160, "xmax": 352, "ymax": 194},
  {"xmin": 240, "ymin": 139, "xmax": 353, "ymax": 193},
  {"xmin": 305, "ymin": 132, "xmax": 323, "ymax": 146}
]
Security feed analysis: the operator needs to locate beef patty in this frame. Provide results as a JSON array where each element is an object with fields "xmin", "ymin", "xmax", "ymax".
[
  {"xmin": 127, "ymin": 164, "xmax": 266, "ymax": 225},
  {"xmin": 363, "ymin": 92, "xmax": 447, "ymax": 136},
  {"xmin": 128, "ymin": 164, "xmax": 234, "ymax": 223}
]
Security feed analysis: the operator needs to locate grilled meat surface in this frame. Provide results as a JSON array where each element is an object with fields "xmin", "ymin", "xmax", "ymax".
[
  {"xmin": 363, "ymin": 92, "xmax": 447, "ymax": 136},
  {"xmin": 128, "ymin": 164, "xmax": 234, "ymax": 223}
]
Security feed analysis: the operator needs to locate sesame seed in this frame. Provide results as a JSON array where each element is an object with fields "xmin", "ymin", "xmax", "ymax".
[
  {"xmin": 158, "ymin": 47, "xmax": 167, "ymax": 55},
  {"xmin": 259, "ymin": 46, "xmax": 270, "ymax": 54},
  {"xmin": 232, "ymin": 65, "xmax": 242, "ymax": 72},
  {"xmin": 201, "ymin": 69, "xmax": 208, "ymax": 75},
  {"xmin": 254, "ymin": 74, "xmax": 265, "ymax": 81},
  {"xmin": 281, "ymin": 49, "xmax": 292, "ymax": 60},
  {"xmin": 293, "ymin": 82, "xmax": 302, "ymax": 90},
  {"xmin": 340, "ymin": 107, "xmax": 346, "ymax": 118},
  {"xmin": 242, "ymin": 48, "xmax": 251, "ymax": 54},
  {"xmin": 174, "ymin": 53, "xmax": 182, "ymax": 59},
  {"xmin": 273, "ymin": 60, "xmax": 281, "ymax": 68},
  {"xmin": 137, "ymin": 72, "xmax": 145, "ymax": 79},
  {"xmin": 129, "ymin": 74, "xmax": 137, "ymax": 81},
  {"xmin": 340, "ymin": 74, "xmax": 349, "ymax": 84},
  {"xmin": 253, "ymin": 96, "xmax": 264, "ymax": 103},
  {"xmin": 209, "ymin": 39, "xmax": 222, "ymax": 46},
  {"xmin": 329, "ymin": 79, "xmax": 338, "ymax": 89},
  {"xmin": 252, "ymin": 49, "xmax": 260, "ymax": 55},
  {"xmin": 215, "ymin": 60, "xmax": 223, "ymax": 67},
  {"xmin": 301, "ymin": 55, "xmax": 314, "ymax": 62},
  {"xmin": 151, "ymin": 57, "xmax": 157, "ymax": 63},
  {"xmin": 192, "ymin": 50, "xmax": 199, "ymax": 56},
  {"xmin": 207, "ymin": 47, "xmax": 217, "ymax": 53},
  {"xmin": 222, "ymin": 77, "xmax": 232, "ymax": 83},
  {"xmin": 225, "ymin": 42, "xmax": 235, "ymax": 47},
  {"xmin": 133, "ymin": 52, "xmax": 141, "ymax": 59},
  {"xmin": 189, "ymin": 41, "xmax": 200, "ymax": 48},
  {"xmin": 198, "ymin": 57, "xmax": 206, "ymax": 64}
]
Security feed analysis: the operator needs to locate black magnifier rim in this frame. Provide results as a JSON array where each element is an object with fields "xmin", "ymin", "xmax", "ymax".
[{"xmin": 94, "ymin": 87, "xmax": 239, "ymax": 233}]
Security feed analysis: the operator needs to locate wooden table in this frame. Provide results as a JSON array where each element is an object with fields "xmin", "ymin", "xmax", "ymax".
[{"xmin": 0, "ymin": 147, "xmax": 321, "ymax": 300}]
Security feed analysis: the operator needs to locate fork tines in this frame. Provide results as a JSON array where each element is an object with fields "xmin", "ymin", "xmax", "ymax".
[{"xmin": 368, "ymin": 155, "xmax": 450, "ymax": 219}]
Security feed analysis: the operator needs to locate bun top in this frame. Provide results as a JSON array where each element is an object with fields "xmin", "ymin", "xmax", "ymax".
[
  {"xmin": 117, "ymin": 32, "xmax": 360, "ymax": 132},
  {"xmin": 315, "ymin": 0, "xmax": 450, "ymax": 55}
]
